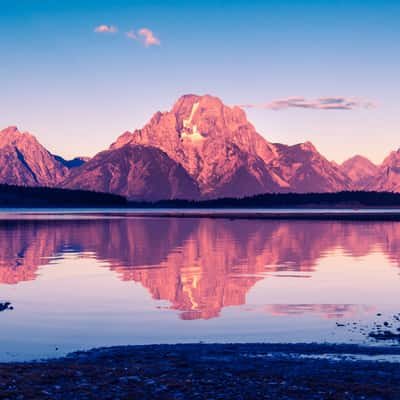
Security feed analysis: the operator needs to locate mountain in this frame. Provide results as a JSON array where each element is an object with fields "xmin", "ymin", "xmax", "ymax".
[
  {"xmin": 109, "ymin": 94, "xmax": 352, "ymax": 199},
  {"xmin": 0, "ymin": 126, "xmax": 68, "ymax": 186},
  {"xmin": 5, "ymin": 94, "xmax": 400, "ymax": 201},
  {"xmin": 367, "ymin": 149, "xmax": 400, "ymax": 192},
  {"xmin": 340, "ymin": 155, "xmax": 378, "ymax": 189},
  {"xmin": 270, "ymin": 142, "xmax": 351, "ymax": 192},
  {"xmin": 61, "ymin": 144, "xmax": 200, "ymax": 201},
  {"xmin": 111, "ymin": 94, "xmax": 284, "ymax": 198}
]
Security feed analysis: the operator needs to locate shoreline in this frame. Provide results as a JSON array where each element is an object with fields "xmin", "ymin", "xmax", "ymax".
[
  {"xmin": 117, "ymin": 209, "xmax": 400, "ymax": 221},
  {"xmin": 2, "ymin": 343, "xmax": 399, "ymax": 399},
  {"xmin": 5, "ymin": 208, "xmax": 400, "ymax": 221}
]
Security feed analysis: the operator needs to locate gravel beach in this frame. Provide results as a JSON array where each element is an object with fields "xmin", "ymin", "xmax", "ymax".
[{"xmin": 1, "ymin": 343, "xmax": 399, "ymax": 400}]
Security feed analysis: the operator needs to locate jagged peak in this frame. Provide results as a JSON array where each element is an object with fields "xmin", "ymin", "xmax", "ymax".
[
  {"xmin": 2, "ymin": 125, "xmax": 19, "ymax": 132},
  {"xmin": 109, "ymin": 130, "xmax": 134, "ymax": 150},
  {"xmin": 341, "ymin": 154, "xmax": 376, "ymax": 166},
  {"xmin": 381, "ymin": 149, "xmax": 400, "ymax": 167},
  {"xmin": 172, "ymin": 93, "xmax": 220, "ymax": 110},
  {"xmin": 0, "ymin": 126, "xmax": 38, "ymax": 147},
  {"xmin": 172, "ymin": 94, "xmax": 221, "ymax": 122},
  {"xmin": 288, "ymin": 141, "xmax": 318, "ymax": 153},
  {"xmin": 0, "ymin": 125, "xmax": 37, "ymax": 137},
  {"xmin": 390, "ymin": 148, "xmax": 400, "ymax": 156},
  {"xmin": 300, "ymin": 141, "xmax": 317, "ymax": 151},
  {"xmin": 172, "ymin": 93, "xmax": 246, "ymax": 120},
  {"xmin": 0, "ymin": 126, "xmax": 21, "ymax": 136}
]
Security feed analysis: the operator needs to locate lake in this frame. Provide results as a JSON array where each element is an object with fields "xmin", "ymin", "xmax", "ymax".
[{"xmin": 0, "ymin": 211, "xmax": 399, "ymax": 361}]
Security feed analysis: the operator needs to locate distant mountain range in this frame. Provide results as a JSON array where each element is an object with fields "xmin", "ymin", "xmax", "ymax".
[{"xmin": 2, "ymin": 94, "xmax": 400, "ymax": 201}]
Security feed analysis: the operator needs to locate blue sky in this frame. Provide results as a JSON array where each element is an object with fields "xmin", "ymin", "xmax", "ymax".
[{"xmin": 0, "ymin": 0, "xmax": 399, "ymax": 163}]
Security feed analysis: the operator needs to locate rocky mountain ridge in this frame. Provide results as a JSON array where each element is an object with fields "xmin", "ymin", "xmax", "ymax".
[
  {"xmin": 0, "ymin": 126, "xmax": 68, "ymax": 187},
  {"xmin": 1, "ymin": 94, "xmax": 398, "ymax": 200}
]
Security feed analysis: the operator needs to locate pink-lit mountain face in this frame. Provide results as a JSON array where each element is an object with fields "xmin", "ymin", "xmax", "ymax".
[
  {"xmin": 271, "ymin": 142, "xmax": 351, "ymax": 193},
  {"xmin": 339, "ymin": 155, "xmax": 379, "ymax": 189},
  {"xmin": 110, "ymin": 94, "xmax": 283, "ymax": 198},
  {"xmin": 103, "ymin": 94, "xmax": 353, "ymax": 199},
  {"xmin": 367, "ymin": 150, "xmax": 400, "ymax": 192},
  {"xmin": 0, "ymin": 126, "xmax": 69, "ymax": 186},
  {"xmin": 339, "ymin": 153, "xmax": 400, "ymax": 192},
  {"xmin": 3, "ymin": 95, "xmax": 400, "ymax": 200}
]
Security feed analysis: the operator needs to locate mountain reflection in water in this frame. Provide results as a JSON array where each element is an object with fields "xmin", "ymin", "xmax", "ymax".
[{"xmin": 0, "ymin": 217, "xmax": 399, "ymax": 320}]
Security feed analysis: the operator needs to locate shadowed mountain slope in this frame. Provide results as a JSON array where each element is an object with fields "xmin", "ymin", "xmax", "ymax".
[{"xmin": 62, "ymin": 144, "xmax": 200, "ymax": 201}]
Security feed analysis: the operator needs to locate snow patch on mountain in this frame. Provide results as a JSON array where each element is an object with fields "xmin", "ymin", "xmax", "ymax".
[{"xmin": 181, "ymin": 102, "xmax": 205, "ymax": 143}]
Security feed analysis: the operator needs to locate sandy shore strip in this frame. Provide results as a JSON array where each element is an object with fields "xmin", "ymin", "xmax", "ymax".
[{"xmin": 1, "ymin": 343, "xmax": 399, "ymax": 399}]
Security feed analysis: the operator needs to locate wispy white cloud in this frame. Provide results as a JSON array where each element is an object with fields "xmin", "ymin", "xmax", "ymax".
[
  {"xmin": 94, "ymin": 25, "xmax": 118, "ymax": 34},
  {"xmin": 239, "ymin": 96, "xmax": 377, "ymax": 111},
  {"xmin": 138, "ymin": 28, "xmax": 160, "ymax": 46}
]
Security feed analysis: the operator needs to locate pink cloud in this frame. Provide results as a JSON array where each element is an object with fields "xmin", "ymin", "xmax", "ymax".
[
  {"xmin": 138, "ymin": 28, "xmax": 160, "ymax": 46},
  {"xmin": 126, "ymin": 30, "xmax": 137, "ymax": 40},
  {"xmin": 239, "ymin": 96, "xmax": 377, "ymax": 111},
  {"xmin": 94, "ymin": 25, "xmax": 118, "ymax": 34}
]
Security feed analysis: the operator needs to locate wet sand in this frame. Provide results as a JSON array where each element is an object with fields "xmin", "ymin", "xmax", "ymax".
[{"xmin": 1, "ymin": 343, "xmax": 399, "ymax": 399}]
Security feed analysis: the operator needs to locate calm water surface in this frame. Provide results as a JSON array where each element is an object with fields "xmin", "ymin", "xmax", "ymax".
[{"xmin": 0, "ymin": 211, "xmax": 399, "ymax": 361}]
